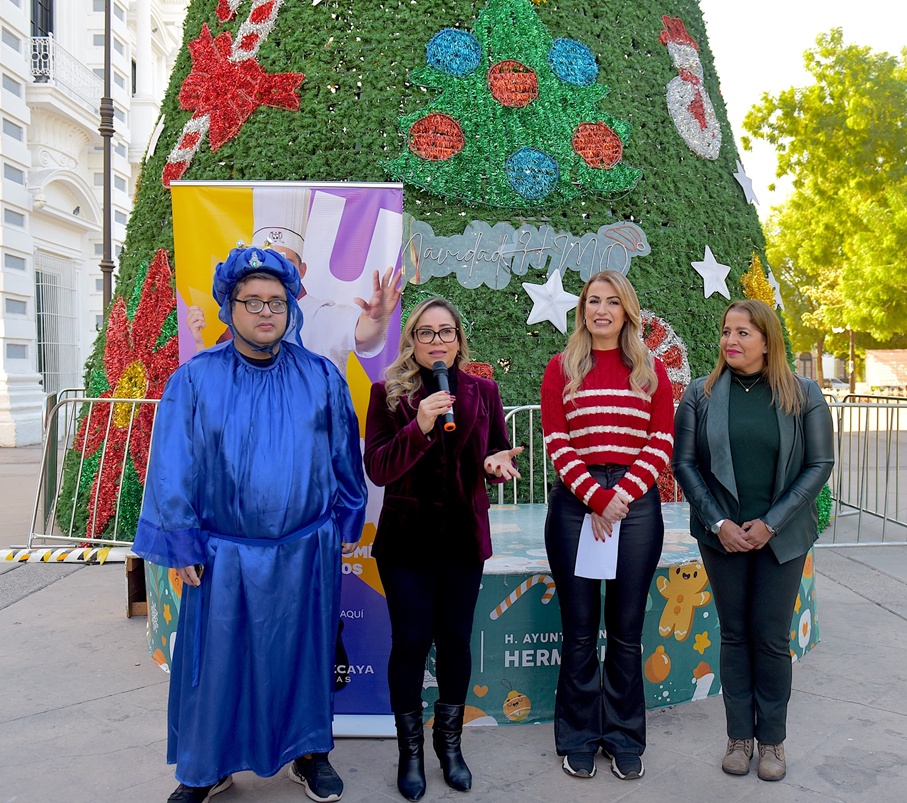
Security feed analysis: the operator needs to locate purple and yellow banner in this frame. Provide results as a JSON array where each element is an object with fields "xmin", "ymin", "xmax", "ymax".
[{"xmin": 161, "ymin": 181, "xmax": 404, "ymax": 722}]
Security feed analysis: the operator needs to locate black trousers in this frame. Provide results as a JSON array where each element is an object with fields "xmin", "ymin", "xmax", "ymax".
[
  {"xmin": 545, "ymin": 466, "xmax": 664, "ymax": 757},
  {"xmin": 700, "ymin": 541, "xmax": 806, "ymax": 744},
  {"xmin": 377, "ymin": 558, "xmax": 484, "ymax": 714}
]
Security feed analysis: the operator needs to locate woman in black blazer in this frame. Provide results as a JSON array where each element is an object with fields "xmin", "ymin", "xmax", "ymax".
[
  {"xmin": 673, "ymin": 300, "xmax": 834, "ymax": 782},
  {"xmin": 365, "ymin": 297, "xmax": 522, "ymax": 801}
]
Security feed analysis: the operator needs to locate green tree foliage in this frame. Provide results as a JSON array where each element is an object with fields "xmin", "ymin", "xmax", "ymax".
[{"xmin": 743, "ymin": 29, "xmax": 907, "ymax": 345}]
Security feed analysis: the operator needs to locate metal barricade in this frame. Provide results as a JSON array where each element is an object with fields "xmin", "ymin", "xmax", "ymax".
[
  {"xmin": 497, "ymin": 405, "xmax": 549, "ymax": 505},
  {"xmin": 29, "ymin": 395, "xmax": 160, "ymax": 549},
  {"xmin": 822, "ymin": 398, "xmax": 907, "ymax": 547}
]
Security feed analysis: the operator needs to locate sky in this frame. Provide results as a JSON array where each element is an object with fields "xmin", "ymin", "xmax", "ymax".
[{"xmin": 697, "ymin": 0, "xmax": 907, "ymax": 219}]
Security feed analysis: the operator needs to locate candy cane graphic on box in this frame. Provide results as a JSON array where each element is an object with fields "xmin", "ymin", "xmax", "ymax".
[
  {"xmin": 490, "ymin": 574, "xmax": 557, "ymax": 620},
  {"xmin": 162, "ymin": 0, "xmax": 302, "ymax": 187},
  {"xmin": 658, "ymin": 16, "xmax": 722, "ymax": 161}
]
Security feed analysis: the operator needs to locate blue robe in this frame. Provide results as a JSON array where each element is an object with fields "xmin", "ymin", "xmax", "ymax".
[{"xmin": 133, "ymin": 341, "xmax": 367, "ymax": 787}]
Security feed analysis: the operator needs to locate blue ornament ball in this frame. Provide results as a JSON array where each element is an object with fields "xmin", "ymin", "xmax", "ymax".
[
  {"xmin": 506, "ymin": 148, "xmax": 560, "ymax": 200},
  {"xmin": 548, "ymin": 38, "xmax": 598, "ymax": 87},
  {"xmin": 426, "ymin": 29, "xmax": 482, "ymax": 77}
]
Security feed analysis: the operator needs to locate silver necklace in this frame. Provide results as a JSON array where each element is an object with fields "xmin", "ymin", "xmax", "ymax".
[{"xmin": 733, "ymin": 375, "xmax": 762, "ymax": 393}]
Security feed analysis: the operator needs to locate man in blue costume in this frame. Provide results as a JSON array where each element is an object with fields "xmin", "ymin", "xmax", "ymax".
[{"xmin": 133, "ymin": 245, "xmax": 367, "ymax": 803}]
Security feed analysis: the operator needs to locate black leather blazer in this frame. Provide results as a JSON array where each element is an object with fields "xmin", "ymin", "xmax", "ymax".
[{"xmin": 672, "ymin": 370, "xmax": 834, "ymax": 563}]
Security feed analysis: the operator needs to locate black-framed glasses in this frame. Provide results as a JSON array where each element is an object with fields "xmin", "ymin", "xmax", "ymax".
[
  {"xmin": 414, "ymin": 326, "xmax": 458, "ymax": 344},
  {"xmin": 233, "ymin": 298, "xmax": 288, "ymax": 314}
]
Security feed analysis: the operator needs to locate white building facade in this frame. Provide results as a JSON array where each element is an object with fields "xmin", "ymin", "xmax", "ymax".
[{"xmin": 0, "ymin": 0, "xmax": 186, "ymax": 445}]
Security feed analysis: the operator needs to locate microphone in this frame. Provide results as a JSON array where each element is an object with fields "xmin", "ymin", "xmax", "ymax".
[{"xmin": 432, "ymin": 361, "xmax": 457, "ymax": 432}]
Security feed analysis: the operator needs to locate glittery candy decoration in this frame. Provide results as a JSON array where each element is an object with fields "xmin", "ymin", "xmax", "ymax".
[
  {"xmin": 408, "ymin": 113, "xmax": 465, "ymax": 161},
  {"xmin": 426, "ymin": 28, "xmax": 482, "ymax": 77},
  {"xmin": 70, "ymin": 249, "xmax": 179, "ymax": 540},
  {"xmin": 162, "ymin": 1, "xmax": 302, "ymax": 187},
  {"xmin": 386, "ymin": 0, "xmax": 641, "ymax": 208},
  {"xmin": 641, "ymin": 310, "xmax": 691, "ymax": 403},
  {"xmin": 488, "ymin": 61, "xmax": 539, "ymax": 108},
  {"xmin": 548, "ymin": 38, "xmax": 598, "ymax": 87},
  {"xmin": 658, "ymin": 16, "xmax": 721, "ymax": 161},
  {"xmin": 740, "ymin": 253, "xmax": 776, "ymax": 307},
  {"xmin": 215, "ymin": 0, "xmax": 242, "ymax": 23}
]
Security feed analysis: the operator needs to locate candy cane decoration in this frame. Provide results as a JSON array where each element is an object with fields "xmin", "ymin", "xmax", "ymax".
[
  {"xmin": 490, "ymin": 574, "xmax": 557, "ymax": 620},
  {"xmin": 162, "ymin": 0, "xmax": 291, "ymax": 187},
  {"xmin": 0, "ymin": 547, "xmax": 129, "ymax": 564},
  {"xmin": 641, "ymin": 310, "xmax": 691, "ymax": 402}
]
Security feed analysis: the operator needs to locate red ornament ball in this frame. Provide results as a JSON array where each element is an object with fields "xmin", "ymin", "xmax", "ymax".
[
  {"xmin": 409, "ymin": 113, "xmax": 465, "ymax": 161},
  {"xmin": 572, "ymin": 122, "xmax": 624, "ymax": 168},
  {"xmin": 488, "ymin": 60, "xmax": 539, "ymax": 108}
]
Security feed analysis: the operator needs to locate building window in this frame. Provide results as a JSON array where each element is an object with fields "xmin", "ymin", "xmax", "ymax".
[
  {"xmin": 93, "ymin": 0, "xmax": 104, "ymax": 11},
  {"xmin": 94, "ymin": 243, "xmax": 103, "ymax": 256},
  {"xmin": 93, "ymin": 35, "xmax": 104, "ymax": 48},
  {"xmin": 5, "ymin": 298, "xmax": 27, "ymax": 315},
  {"xmin": 95, "ymin": 314, "xmax": 103, "ymax": 329},
  {"xmin": 114, "ymin": 71, "xmax": 125, "ymax": 90},
  {"xmin": 131, "ymin": 59, "xmax": 136, "ymax": 96},
  {"xmin": 95, "ymin": 278, "xmax": 103, "ymax": 292},
  {"xmin": 3, "ymin": 164, "xmax": 25, "ymax": 185},
  {"xmin": 6, "ymin": 343, "xmax": 28, "ymax": 360},
  {"xmin": 114, "ymin": 175, "xmax": 126, "ymax": 192},
  {"xmin": 2, "ymin": 74, "xmax": 23, "ymax": 98},
  {"xmin": 4, "ymin": 208, "xmax": 25, "ymax": 227},
  {"xmin": 4, "ymin": 253, "xmax": 26, "ymax": 271},
  {"xmin": 113, "ymin": 37, "xmax": 124, "ymax": 57},
  {"xmin": 114, "ymin": 143, "xmax": 126, "ymax": 157},
  {"xmin": 2, "ymin": 28, "xmax": 21, "ymax": 53},
  {"xmin": 3, "ymin": 118, "xmax": 24, "ymax": 140},
  {"xmin": 34, "ymin": 252, "xmax": 80, "ymax": 395},
  {"xmin": 93, "ymin": 172, "xmax": 104, "ymax": 186},
  {"xmin": 93, "ymin": 67, "xmax": 104, "ymax": 80},
  {"xmin": 113, "ymin": 107, "xmax": 125, "ymax": 123},
  {"xmin": 114, "ymin": 210, "xmax": 127, "ymax": 225},
  {"xmin": 31, "ymin": 0, "xmax": 54, "ymax": 38}
]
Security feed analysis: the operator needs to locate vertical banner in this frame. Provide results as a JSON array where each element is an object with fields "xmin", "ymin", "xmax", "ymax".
[{"xmin": 170, "ymin": 181, "xmax": 403, "ymax": 725}]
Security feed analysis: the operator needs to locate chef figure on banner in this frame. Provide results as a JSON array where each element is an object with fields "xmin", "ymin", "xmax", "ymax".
[{"xmin": 186, "ymin": 186, "xmax": 402, "ymax": 376}]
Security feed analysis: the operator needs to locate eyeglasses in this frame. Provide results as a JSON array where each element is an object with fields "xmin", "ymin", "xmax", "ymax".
[
  {"xmin": 414, "ymin": 327, "xmax": 458, "ymax": 344},
  {"xmin": 233, "ymin": 298, "xmax": 288, "ymax": 314}
]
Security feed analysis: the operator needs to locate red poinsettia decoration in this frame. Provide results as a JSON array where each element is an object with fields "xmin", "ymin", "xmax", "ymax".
[{"xmin": 74, "ymin": 250, "xmax": 179, "ymax": 538}]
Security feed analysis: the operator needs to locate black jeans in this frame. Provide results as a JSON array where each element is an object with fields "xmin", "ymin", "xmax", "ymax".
[
  {"xmin": 545, "ymin": 466, "xmax": 664, "ymax": 757},
  {"xmin": 377, "ymin": 558, "xmax": 484, "ymax": 714},
  {"xmin": 699, "ymin": 541, "xmax": 806, "ymax": 744}
]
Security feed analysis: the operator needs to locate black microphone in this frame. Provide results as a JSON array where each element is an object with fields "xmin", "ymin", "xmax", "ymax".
[{"xmin": 432, "ymin": 361, "xmax": 457, "ymax": 432}]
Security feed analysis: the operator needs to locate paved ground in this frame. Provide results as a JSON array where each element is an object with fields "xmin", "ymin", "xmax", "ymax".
[{"xmin": 2, "ymin": 445, "xmax": 907, "ymax": 802}]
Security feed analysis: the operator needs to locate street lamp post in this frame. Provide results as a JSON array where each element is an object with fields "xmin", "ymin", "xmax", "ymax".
[{"xmin": 99, "ymin": 0, "xmax": 115, "ymax": 311}]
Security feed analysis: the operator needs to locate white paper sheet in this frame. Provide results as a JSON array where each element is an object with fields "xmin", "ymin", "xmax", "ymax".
[{"xmin": 574, "ymin": 514, "xmax": 620, "ymax": 579}]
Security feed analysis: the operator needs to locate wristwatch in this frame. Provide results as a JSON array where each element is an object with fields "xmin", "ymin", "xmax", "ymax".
[
  {"xmin": 763, "ymin": 520, "xmax": 777, "ymax": 536},
  {"xmin": 710, "ymin": 519, "xmax": 725, "ymax": 534}
]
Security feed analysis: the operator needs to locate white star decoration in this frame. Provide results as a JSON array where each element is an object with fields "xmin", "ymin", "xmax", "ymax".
[
  {"xmin": 691, "ymin": 246, "xmax": 731, "ymax": 299},
  {"xmin": 767, "ymin": 267, "xmax": 784, "ymax": 309},
  {"xmin": 733, "ymin": 160, "xmax": 759, "ymax": 205},
  {"xmin": 522, "ymin": 268, "xmax": 579, "ymax": 333}
]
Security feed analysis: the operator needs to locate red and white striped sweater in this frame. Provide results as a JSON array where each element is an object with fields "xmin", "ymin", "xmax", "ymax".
[{"xmin": 541, "ymin": 348, "xmax": 675, "ymax": 516}]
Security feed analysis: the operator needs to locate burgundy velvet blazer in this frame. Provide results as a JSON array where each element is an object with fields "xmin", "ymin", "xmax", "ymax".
[{"xmin": 364, "ymin": 370, "xmax": 512, "ymax": 562}]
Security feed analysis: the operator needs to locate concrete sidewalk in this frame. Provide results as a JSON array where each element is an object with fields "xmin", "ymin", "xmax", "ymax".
[{"xmin": 2, "ymin": 446, "xmax": 907, "ymax": 802}]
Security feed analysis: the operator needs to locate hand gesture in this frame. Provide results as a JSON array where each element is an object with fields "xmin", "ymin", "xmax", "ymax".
[
  {"xmin": 716, "ymin": 519, "xmax": 754, "ymax": 552},
  {"xmin": 353, "ymin": 266, "xmax": 403, "ymax": 324},
  {"xmin": 176, "ymin": 564, "xmax": 202, "ymax": 587},
  {"xmin": 416, "ymin": 390, "xmax": 454, "ymax": 434},
  {"xmin": 484, "ymin": 446, "xmax": 524, "ymax": 480},
  {"xmin": 186, "ymin": 305, "xmax": 206, "ymax": 353},
  {"xmin": 341, "ymin": 542, "xmax": 356, "ymax": 555},
  {"xmin": 595, "ymin": 495, "xmax": 629, "ymax": 539},
  {"xmin": 741, "ymin": 519, "xmax": 773, "ymax": 549}
]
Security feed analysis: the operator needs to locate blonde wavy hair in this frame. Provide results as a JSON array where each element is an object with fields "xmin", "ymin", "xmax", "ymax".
[
  {"xmin": 384, "ymin": 297, "xmax": 471, "ymax": 411},
  {"xmin": 704, "ymin": 299, "xmax": 802, "ymax": 415},
  {"xmin": 561, "ymin": 270, "xmax": 657, "ymax": 399}
]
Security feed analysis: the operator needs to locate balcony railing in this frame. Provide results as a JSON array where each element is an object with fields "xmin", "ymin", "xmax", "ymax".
[{"xmin": 31, "ymin": 34, "xmax": 102, "ymax": 113}]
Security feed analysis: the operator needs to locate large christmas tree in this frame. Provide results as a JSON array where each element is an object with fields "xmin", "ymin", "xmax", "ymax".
[{"xmin": 73, "ymin": 0, "xmax": 773, "ymax": 538}]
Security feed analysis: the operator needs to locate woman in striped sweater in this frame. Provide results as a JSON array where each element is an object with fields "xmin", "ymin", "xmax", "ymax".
[{"xmin": 541, "ymin": 270, "xmax": 675, "ymax": 782}]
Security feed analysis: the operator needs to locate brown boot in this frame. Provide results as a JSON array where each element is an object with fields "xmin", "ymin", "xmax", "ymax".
[
  {"xmin": 757, "ymin": 742, "xmax": 786, "ymax": 781},
  {"xmin": 721, "ymin": 738, "xmax": 753, "ymax": 776}
]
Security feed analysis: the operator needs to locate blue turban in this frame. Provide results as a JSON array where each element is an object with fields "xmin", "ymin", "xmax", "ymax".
[{"xmin": 212, "ymin": 245, "xmax": 304, "ymax": 352}]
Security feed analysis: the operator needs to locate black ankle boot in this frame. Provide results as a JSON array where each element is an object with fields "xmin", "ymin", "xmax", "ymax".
[
  {"xmin": 394, "ymin": 709, "xmax": 426, "ymax": 801},
  {"xmin": 432, "ymin": 701, "xmax": 472, "ymax": 791}
]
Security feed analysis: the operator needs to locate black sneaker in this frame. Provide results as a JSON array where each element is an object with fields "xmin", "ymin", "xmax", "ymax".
[
  {"xmin": 562, "ymin": 752, "xmax": 596, "ymax": 778},
  {"xmin": 288, "ymin": 753, "xmax": 344, "ymax": 802},
  {"xmin": 603, "ymin": 748, "xmax": 644, "ymax": 780},
  {"xmin": 168, "ymin": 775, "xmax": 232, "ymax": 802}
]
